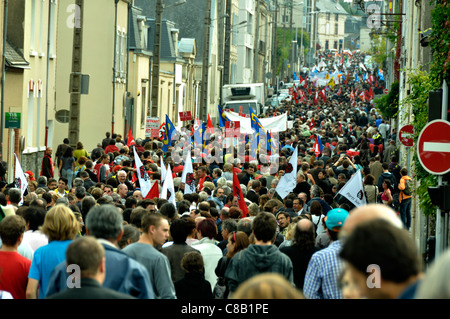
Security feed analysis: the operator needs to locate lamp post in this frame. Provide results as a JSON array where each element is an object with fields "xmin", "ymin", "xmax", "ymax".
[{"xmin": 150, "ymin": 0, "xmax": 186, "ymax": 118}]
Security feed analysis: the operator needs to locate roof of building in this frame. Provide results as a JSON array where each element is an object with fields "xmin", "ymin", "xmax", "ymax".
[
  {"xmin": 5, "ymin": 41, "xmax": 30, "ymax": 69},
  {"xmin": 316, "ymin": 0, "xmax": 348, "ymax": 15}
]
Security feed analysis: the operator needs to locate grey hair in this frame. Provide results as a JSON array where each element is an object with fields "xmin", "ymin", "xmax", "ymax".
[
  {"xmin": 85, "ymin": 204, "xmax": 123, "ymax": 240},
  {"xmin": 73, "ymin": 177, "xmax": 84, "ymax": 188}
]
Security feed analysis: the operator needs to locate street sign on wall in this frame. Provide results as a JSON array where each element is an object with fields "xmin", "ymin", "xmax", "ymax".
[{"xmin": 5, "ymin": 112, "xmax": 21, "ymax": 129}]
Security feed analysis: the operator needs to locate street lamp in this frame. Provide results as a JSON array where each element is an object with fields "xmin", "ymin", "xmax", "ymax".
[{"xmin": 150, "ymin": 0, "xmax": 186, "ymax": 118}]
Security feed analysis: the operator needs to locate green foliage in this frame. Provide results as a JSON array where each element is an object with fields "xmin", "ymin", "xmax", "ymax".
[
  {"xmin": 374, "ymin": 81, "xmax": 399, "ymax": 118},
  {"xmin": 275, "ymin": 28, "xmax": 309, "ymax": 75},
  {"xmin": 401, "ymin": 68, "xmax": 440, "ymax": 216},
  {"xmin": 429, "ymin": 0, "xmax": 450, "ymax": 84}
]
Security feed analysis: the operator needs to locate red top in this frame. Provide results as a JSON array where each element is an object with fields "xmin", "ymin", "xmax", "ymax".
[{"xmin": 0, "ymin": 251, "xmax": 31, "ymax": 299}]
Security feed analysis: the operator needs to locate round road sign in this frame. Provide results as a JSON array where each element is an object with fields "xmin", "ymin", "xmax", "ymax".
[
  {"xmin": 399, "ymin": 125, "xmax": 414, "ymax": 147},
  {"xmin": 417, "ymin": 120, "xmax": 450, "ymax": 175}
]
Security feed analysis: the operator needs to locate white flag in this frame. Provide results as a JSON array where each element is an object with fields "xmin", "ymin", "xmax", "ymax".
[
  {"xmin": 133, "ymin": 147, "xmax": 152, "ymax": 198},
  {"xmin": 14, "ymin": 154, "xmax": 28, "ymax": 205},
  {"xmin": 275, "ymin": 146, "xmax": 298, "ymax": 200},
  {"xmin": 336, "ymin": 170, "xmax": 367, "ymax": 207},
  {"xmin": 160, "ymin": 156, "xmax": 167, "ymax": 183},
  {"xmin": 181, "ymin": 151, "xmax": 195, "ymax": 195},
  {"xmin": 161, "ymin": 165, "xmax": 176, "ymax": 207}
]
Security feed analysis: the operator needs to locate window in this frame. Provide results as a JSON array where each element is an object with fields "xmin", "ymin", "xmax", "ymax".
[
  {"xmin": 334, "ymin": 41, "xmax": 338, "ymax": 49},
  {"xmin": 246, "ymin": 48, "xmax": 252, "ymax": 68},
  {"xmin": 120, "ymin": 28, "xmax": 127, "ymax": 79},
  {"xmin": 30, "ymin": 0, "xmax": 37, "ymax": 54},
  {"xmin": 335, "ymin": 23, "xmax": 338, "ymax": 35},
  {"xmin": 55, "ymin": 110, "xmax": 70, "ymax": 123},
  {"xmin": 141, "ymin": 86, "xmax": 147, "ymax": 127},
  {"xmin": 49, "ymin": 0, "xmax": 57, "ymax": 57},
  {"xmin": 232, "ymin": 14, "xmax": 238, "ymax": 46},
  {"xmin": 39, "ymin": 0, "xmax": 44, "ymax": 54},
  {"xmin": 326, "ymin": 13, "xmax": 330, "ymax": 21},
  {"xmin": 335, "ymin": 14, "xmax": 339, "ymax": 21},
  {"xmin": 325, "ymin": 40, "xmax": 329, "ymax": 50}
]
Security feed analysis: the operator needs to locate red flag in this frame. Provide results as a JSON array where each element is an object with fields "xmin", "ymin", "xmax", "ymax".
[
  {"xmin": 339, "ymin": 123, "xmax": 343, "ymax": 133},
  {"xmin": 145, "ymin": 181, "xmax": 159, "ymax": 200},
  {"xmin": 320, "ymin": 89, "xmax": 327, "ymax": 103},
  {"xmin": 232, "ymin": 169, "xmax": 249, "ymax": 218},
  {"xmin": 369, "ymin": 87, "xmax": 374, "ymax": 99},
  {"xmin": 207, "ymin": 114, "xmax": 214, "ymax": 134},
  {"xmin": 127, "ymin": 126, "xmax": 135, "ymax": 147},
  {"xmin": 309, "ymin": 117, "xmax": 315, "ymax": 130},
  {"xmin": 359, "ymin": 91, "xmax": 365, "ymax": 102},
  {"xmin": 314, "ymin": 90, "xmax": 319, "ymax": 105}
]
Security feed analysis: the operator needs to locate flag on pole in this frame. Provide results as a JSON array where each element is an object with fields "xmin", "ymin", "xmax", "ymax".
[
  {"xmin": 313, "ymin": 90, "xmax": 319, "ymax": 105},
  {"xmin": 127, "ymin": 125, "xmax": 135, "ymax": 147},
  {"xmin": 161, "ymin": 165, "xmax": 176, "ymax": 207},
  {"xmin": 181, "ymin": 151, "xmax": 195, "ymax": 194},
  {"xmin": 313, "ymin": 135, "xmax": 323, "ymax": 158},
  {"xmin": 232, "ymin": 168, "xmax": 249, "ymax": 218},
  {"xmin": 160, "ymin": 156, "xmax": 167, "ymax": 183},
  {"xmin": 218, "ymin": 105, "xmax": 230, "ymax": 127},
  {"xmin": 162, "ymin": 115, "xmax": 175, "ymax": 152},
  {"xmin": 275, "ymin": 146, "xmax": 298, "ymax": 199},
  {"xmin": 144, "ymin": 181, "xmax": 159, "ymax": 200},
  {"xmin": 309, "ymin": 117, "xmax": 315, "ymax": 131},
  {"xmin": 207, "ymin": 114, "xmax": 214, "ymax": 134},
  {"xmin": 14, "ymin": 154, "xmax": 28, "ymax": 205},
  {"xmin": 336, "ymin": 170, "xmax": 367, "ymax": 207},
  {"xmin": 133, "ymin": 147, "xmax": 152, "ymax": 198},
  {"xmin": 250, "ymin": 107, "xmax": 265, "ymax": 159}
]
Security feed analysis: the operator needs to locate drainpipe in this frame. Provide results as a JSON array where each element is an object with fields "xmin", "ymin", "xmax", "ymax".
[
  {"xmin": 112, "ymin": 0, "xmax": 119, "ymax": 134},
  {"xmin": 1, "ymin": 0, "xmax": 8, "ymax": 161}
]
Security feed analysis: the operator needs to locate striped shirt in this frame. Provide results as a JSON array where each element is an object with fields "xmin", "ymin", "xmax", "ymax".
[{"xmin": 303, "ymin": 240, "xmax": 344, "ymax": 299}]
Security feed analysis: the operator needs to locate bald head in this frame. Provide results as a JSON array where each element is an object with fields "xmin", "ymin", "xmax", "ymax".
[
  {"xmin": 340, "ymin": 204, "xmax": 403, "ymax": 239},
  {"xmin": 297, "ymin": 218, "xmax": 314, "ymax": 232}
]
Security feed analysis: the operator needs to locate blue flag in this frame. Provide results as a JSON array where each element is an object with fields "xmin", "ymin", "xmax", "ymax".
[
  {"xmin": 293, "ymin": 72, "xmax": 299, "ymax": 80},
  {"xmin": 250, "ymin": 107, "xmax": 265, "ymax": 159},
  {"xmin": 162, "ymin": 115, "xmax": 175, "ymax": 152},
  {"xmin": 355, "ymin": 73, "xmax": 359, "ymax": 82},
  {"xmin": 193, "ymin": 122, "xmax": 204, "ymax": 147},
  {"xmin": 218, "ymin": 105, "xmax": 230, "ymax": 127}
]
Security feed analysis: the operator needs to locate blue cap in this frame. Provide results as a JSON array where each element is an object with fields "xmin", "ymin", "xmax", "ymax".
[{"xmin": 325, "ymin": 208, "xmax": 349, "ymax": 232}]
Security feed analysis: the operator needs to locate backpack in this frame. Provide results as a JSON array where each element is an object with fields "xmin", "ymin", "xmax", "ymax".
[{"xmin": 403, "ymin": 179, "xmax": 411, "ymax": 196}]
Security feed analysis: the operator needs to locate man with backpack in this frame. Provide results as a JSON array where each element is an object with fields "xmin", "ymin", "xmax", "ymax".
[{"xmin": 398, "ymin": 168, "xmax": 412, "ymax": 231}]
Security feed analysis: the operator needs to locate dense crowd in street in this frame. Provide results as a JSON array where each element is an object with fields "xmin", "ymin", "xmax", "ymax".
[{"xmin": 0, "ymin": 50, "xmax": 448, "ymax": 301}]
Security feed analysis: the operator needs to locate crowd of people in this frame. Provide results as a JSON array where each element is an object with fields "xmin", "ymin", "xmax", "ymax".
[{"xmin": 0, "ymin": 50, "xmax": 447, "ymax": 301}]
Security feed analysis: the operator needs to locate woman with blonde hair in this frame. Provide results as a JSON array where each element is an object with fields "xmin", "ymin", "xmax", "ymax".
[{"xmin": 26, "ymin": 205, "xmax": 80, "ymax": 299}]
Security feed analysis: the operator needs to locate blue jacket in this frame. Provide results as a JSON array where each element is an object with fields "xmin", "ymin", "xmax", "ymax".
[{"xmin": 46, "ymin": 241, "xmax": 155, "ymax": 299}]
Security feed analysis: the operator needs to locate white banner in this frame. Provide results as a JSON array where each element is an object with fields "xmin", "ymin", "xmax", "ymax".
[
  {"xmin": 336, "ymin": 170, "xmax": 367, "ymax": 207},
  {"xmin": 161, "ymin": 165, "xmax": 176, "ymax": 207},
  {"xmin": 181, "ymin": 151, "xmax": 195, "ymax": 194},
  {"xmin": 275, "ymin": 146, "xmax": 298, "ymax": 200},
  {"xmin": 133, "ymin": 147, "xmax": 152, "ymax": 198},
  {"xmin": 223, "ymin": 111, "xmax": 288, "ymax": 133},
  {"xmin": 14, "ymin": 154, "xmax": 28, "ymax": 205}
]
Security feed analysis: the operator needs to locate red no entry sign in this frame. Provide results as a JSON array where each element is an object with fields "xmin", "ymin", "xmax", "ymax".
[
  {"xmin": 417, "ymin": 120, "xmax": 450, "ymax": 175},
  {"xmin": 399, "ymin": 125, "xmax": 414, "ymax": 147}
]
